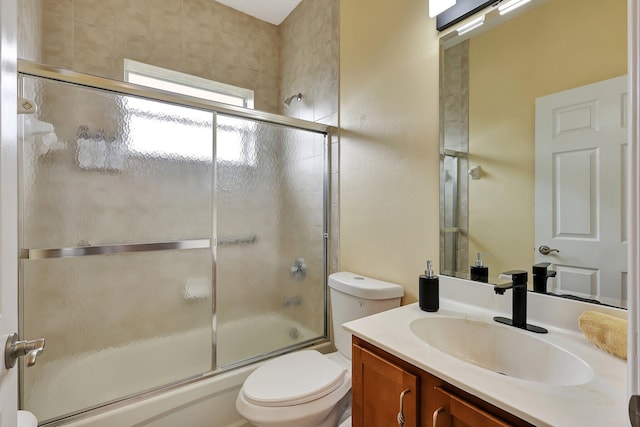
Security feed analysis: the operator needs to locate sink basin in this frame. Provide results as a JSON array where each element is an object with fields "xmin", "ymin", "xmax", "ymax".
[{"xmin": 410, "ymin": 317, "xmax": 593, "ymax": 386}]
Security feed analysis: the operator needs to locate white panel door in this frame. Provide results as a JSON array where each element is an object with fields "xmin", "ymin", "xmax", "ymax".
[
  {"xmin": 0, "ymin": 0, "xmax": 19, "ymax": 425},
  {"xmin": 535, "ymin": 75, "xmax": 628, "ymax": 307}
]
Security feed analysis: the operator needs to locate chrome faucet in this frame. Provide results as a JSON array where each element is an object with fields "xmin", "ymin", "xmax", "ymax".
[{"xmin": 493, "ymin": 270, "xmax": 548, "ymax": 334}]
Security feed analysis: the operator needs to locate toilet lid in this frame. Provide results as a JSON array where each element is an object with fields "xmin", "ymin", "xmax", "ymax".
[{"xmin": 243, "ymin": 350, "xmax": 347, "ymax": 407}]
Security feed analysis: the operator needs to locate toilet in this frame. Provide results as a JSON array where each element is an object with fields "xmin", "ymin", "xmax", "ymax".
[{"xmin": 236, "ymin": 272, "xmax": 404, "ymax": 427}]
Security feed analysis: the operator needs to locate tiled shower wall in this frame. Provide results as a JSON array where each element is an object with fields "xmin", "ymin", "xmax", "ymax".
[
  {"xmin": 39, "ymin": 0, "xmax": 281, "ymax": 113},
  {"xmin": 18, "ymin": 0, "xmax": 42, "ymax": 62},
  {"xmin": 277, "ymin": 0, "xmax": 339, "ymax": 333},
  {"xmin": 279, "ymin": 0, "xmax": 339, "ymax": 126}
]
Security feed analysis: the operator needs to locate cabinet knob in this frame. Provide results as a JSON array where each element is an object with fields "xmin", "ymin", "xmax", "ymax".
[
  {"xmin": 433, "ymin": 406, "xmax": 445, "ymax": 426},
  {"xmin": 397, "ymin": 388, "xmax": 411, "ymax": 427}
]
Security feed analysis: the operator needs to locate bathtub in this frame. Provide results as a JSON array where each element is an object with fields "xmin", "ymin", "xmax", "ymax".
[{"xmin": 25, "ymin": 314, "xmax": 330, "ymax": 426}]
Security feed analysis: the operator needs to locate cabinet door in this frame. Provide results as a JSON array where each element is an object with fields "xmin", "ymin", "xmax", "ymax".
[
  {"xmin": 352, "ymin": 343, "xmax": 419, "ymax": 427},
  {"xmin": 432, "ymin": 386, "xmax": 513, "ymax": 427}
]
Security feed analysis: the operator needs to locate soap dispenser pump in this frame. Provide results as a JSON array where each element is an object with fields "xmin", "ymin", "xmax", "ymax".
[
  {"xmin": 470, "ymin": 252, "xmax": 489, "ymax": 283},
  {"xmin": 419, "ymin": 260, "xmax": 439, "ymax": 312}
]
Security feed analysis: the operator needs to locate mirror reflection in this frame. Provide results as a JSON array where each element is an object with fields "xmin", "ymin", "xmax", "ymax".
[{"xmin": 440, "ymin": 0, "xmax": 628, "ymax": 308}]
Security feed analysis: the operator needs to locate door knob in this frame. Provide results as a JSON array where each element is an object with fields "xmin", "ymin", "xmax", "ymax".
[
  {"xmin": 538, "ymin": 245, "xmax": 560, "ymax": 255},
  {"xmin": 5, "ymin": 333, "xmax": 45, "ymax": 369}
]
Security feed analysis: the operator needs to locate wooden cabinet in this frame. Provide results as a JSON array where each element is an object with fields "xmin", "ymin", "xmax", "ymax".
[
  {"xmin": 352, "ymin": 337, "xmax": 534, "ymax": 427},
  {"xmin": 352, "ymin": 343, "xmax": 418, "ymax": 427}
]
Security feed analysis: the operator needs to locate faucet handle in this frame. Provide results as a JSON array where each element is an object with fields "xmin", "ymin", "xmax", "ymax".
[
  {"xmin": 4, "ymin": 333, "xmax": 46, "ymax": 369},
  {"xmin": 532, "ymin": 262, "xmax": 556, "ymax": 279},
  {"xmin": 501, "ymin": 270, "xmax": 528, "ymax": 284},
  {"xmin": 533, "ymin": 262, "xmax": 551, "ymax": 269}
]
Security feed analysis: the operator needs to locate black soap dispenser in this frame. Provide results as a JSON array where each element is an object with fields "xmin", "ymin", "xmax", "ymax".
[
  {"xmin": 470, "ymin": 252, "xmax": 489, "ymax": 283},
  {"xmin": 419, "ymin": 260, "xmax": 439, "ymax": 312}
]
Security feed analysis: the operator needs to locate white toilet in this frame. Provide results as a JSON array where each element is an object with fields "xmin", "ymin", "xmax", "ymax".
[{"xmin": 236, "ymin": 272, "xmax": 404, "ymax": 427}]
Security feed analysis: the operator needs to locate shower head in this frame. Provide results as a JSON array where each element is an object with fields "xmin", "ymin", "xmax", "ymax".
[{"xmin": 283, "ymin": 93, "xmax": 303, "ymax": 107}]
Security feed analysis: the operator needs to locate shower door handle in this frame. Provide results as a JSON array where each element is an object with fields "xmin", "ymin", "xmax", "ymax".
[{"xmin": 5, "ymin": 333, "xmax": 46, "ymax": 369}]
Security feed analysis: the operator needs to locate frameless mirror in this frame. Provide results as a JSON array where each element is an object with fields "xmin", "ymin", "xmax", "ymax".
[{"xmin": 439, "ymin": 0, "xmax": 628, "ymax": 308}]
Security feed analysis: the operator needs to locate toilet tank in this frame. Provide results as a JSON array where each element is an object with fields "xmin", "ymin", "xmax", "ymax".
[{"xmin": 328, "ymin": 272, "xmax": 404, "ymax": 359}]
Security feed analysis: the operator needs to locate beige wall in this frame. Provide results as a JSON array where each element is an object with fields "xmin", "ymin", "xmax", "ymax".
[
  {"xmin": 40, "ymin": 0, "xmax": 281, "ymax": 113},
  {"xmin": 468, "ymin": 0, "xmax": 627, "ymax": 278},
  {"xmin": 339, "ymin": 0, "xmax": 440, "ymax": 303}
]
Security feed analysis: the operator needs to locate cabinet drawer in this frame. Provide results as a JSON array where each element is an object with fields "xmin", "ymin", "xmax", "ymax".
[{"xmin": 433, "ymin": 386, "xmax": 513, "ymax": 427}]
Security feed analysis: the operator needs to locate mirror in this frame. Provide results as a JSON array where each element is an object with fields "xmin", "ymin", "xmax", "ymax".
[{"xmin": 439, "ymin": 0, "xmax": 628, "ymax": 308}]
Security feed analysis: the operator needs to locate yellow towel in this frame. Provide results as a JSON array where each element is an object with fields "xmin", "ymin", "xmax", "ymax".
[{"xmin": 578, "ymin": 311, "xmax": 627, "ymax": 360}]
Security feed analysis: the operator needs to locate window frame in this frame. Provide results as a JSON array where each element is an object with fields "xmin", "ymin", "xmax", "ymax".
[{"xmin": 123, "ymin": 59, "xmax": 255, "ymax": 109}]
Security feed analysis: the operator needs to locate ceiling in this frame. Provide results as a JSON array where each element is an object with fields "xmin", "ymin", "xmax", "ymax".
[{"xmin": 214, "ymin": 0, "xmax": 303, "ymax": 25}]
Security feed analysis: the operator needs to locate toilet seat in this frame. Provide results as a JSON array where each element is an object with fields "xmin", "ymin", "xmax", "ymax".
[{"xmin": 242, "ymin": 350, "xmax": 346, "ymax": 407}]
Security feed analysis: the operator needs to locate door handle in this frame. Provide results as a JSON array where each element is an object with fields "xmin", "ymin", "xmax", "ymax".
[
  {"xmin": 538, "ymin": 245, "xmax": 560, "ymax": 255},
  {"xmin": 5, "ymin": 333, "xmax": 45, "ymax": 369}
]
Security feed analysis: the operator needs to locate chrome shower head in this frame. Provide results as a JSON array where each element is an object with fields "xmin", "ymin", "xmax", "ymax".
[{"xmin": 283, "ymin": 93, "xmax": 303, "ymax": 107}]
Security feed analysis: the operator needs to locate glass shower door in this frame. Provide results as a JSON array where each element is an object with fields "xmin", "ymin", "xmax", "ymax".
[
  {"xmin": 19, "ymin": 75, "xmax": 215, "ymax": 423},
  {"xmin": 215, "ymin": 114, "xmax": 327, "ymax": 366},
  {"xmin": 17, "ymin": 63, "xmax": 330, "ymax": 424}
]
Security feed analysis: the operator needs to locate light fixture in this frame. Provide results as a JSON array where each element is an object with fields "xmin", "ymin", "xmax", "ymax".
[
  {"xmin": 429, "ymin": 0, "xmax": 456, "ymax": 18},
  {"xmin": 456, "ymin": 15, "xmax": 485, "ymax": 35},
  {"xmin": 498, "ymin": 0, "xmax": 531, "ymax": 15}
]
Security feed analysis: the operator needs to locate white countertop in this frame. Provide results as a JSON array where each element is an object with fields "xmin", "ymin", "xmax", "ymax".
[{"xmin": 342, "ymin": 276, "xmax": 628, "ymax": 427}]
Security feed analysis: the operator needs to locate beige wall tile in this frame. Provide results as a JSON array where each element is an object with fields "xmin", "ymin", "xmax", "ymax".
[
  {"xmin": 43, "ymin": 0, "xmax": 73, "ymax": 16},
  {"xmin": 181, "ymin": 52, "xmax": 212, "ymax": 79},
  {"xmin": 42, "ymin": 30, "xmax": 73, "ymax": 67},
  {"xmin": 211, "ymin": 29, "xmax": 238, "ymax": 66},
  {"xmin": 41, "ymin": 0, "xmax": 73, "ymax": 65},
  {"xmin": 182, "ymin": 21, "xmax": 213, "ymax": 56},
  {"xmin": 73, "ymin": 21, "xmax": 118, "ymax": 78},
  {"xmin": 18, "ymin": 0, "xmax": 42, "ymax": 62},
  {"xmin": 74, "ymin": 0, "xmax": 117, "ymax": 31},
  {"xmin": 148, "ymin": 42, "xmax": 182, "ymax": 71},
  {"xmin": 151, "ymin": 0, "xmax": 180, "ymax": 13},
  {"xmin": 211, "ymin": 2, "xmax": 238, "ymax": 34},
  {"xmin": 115, "ymin": 0, "xmax": 151, "ymax": 39},
  {"xmin": 183, "ymin": 0, "xmax": 213, "ymax": 29},
  {"xmin": 116, "ymin": 34, "xmax": 153, "ymax": 65},
  {"xmin": 150, "ymin": 5, "xmax": 182, "ymax": 50},
  {"xmin": 235, "ymin": 38, "xmax": 261, "ymax": 72}
]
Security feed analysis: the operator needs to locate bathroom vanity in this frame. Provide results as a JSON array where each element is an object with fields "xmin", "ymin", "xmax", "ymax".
[
  {"xmin": 343, "ymin": 276, "xmax": 627, "ymax": 427},
  {"xmin": 352, "ymin": 337, "xmax": 532, "ymax": 426}
]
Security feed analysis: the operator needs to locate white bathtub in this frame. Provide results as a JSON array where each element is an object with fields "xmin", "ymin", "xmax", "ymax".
[{"xmin": 25, "ymin": 314, "xmax": 329, "ymax": 426}]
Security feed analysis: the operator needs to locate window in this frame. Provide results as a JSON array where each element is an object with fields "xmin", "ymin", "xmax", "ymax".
[
  {"xmin": 124, "ymin": 59, "xmax": 254, "ymax": 108},
  {"xmin": 123, "ymin": 60, "xmax": 256, "ymax": 165}
]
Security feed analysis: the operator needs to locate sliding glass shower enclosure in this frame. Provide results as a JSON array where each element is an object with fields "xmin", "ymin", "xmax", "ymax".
[{"xmin": 17, "ymin": 61, "xmax": 331, "ymax": 424}]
